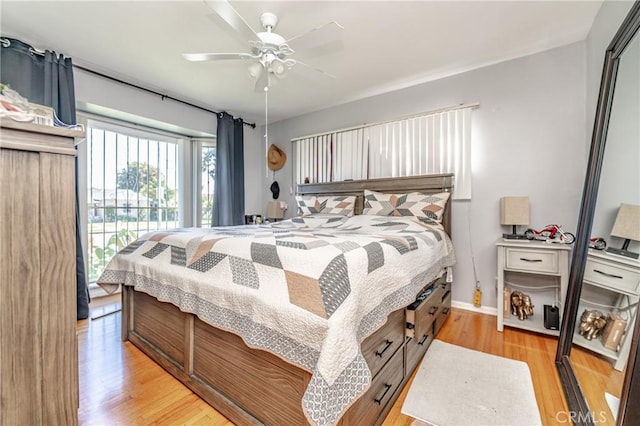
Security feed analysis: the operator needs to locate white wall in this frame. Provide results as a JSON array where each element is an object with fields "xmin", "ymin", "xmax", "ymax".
[{"xmin": 263, "ymin": 43, "xmax": 588, "ymax": 310}]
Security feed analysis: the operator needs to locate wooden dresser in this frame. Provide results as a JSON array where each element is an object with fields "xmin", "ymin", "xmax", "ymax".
[{"xmin": 0, "ymin": 119, "xmax": 82, "ymax": 426}]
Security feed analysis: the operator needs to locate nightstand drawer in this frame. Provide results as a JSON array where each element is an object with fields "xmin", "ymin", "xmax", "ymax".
[
  {"xmin": 505, "ymin": 248, "xmax": 559, "ymax": 274},
  {"xmin": 584, "ymin": 257, "xmax": 640, "ymax": 294}
]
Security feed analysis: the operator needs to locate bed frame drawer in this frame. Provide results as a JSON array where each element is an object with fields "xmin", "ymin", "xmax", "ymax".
[
  {"xmin": 405, "ymin": 328, "xmax": 434, "ymax": 375},
  {"xmin": 342, "ymin": 345, "xmax": 405, "ymax": 426},
  {"xmin": 434, "ymin": 291, "xmax": 452, "ymax": 336},
  {"xmin": 404, "ymin": 278, "xmax": 449, "ymax": 372},
  {"xmin": 132, "ymin": 291, "xmax": 187, "ymax": 366},
  {"xmin": 405, "ymin": 278, "xmax": 448, "ymax": 337},
  {"xmin": 192, "ymin": 318, "xmax": 308, "ymax": 425},
  {"xmin": 362, "ymin": 308, "xmax": 405, "ymax": 376}
]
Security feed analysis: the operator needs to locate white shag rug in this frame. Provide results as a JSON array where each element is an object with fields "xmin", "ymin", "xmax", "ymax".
[
  {"xmin": 402, "ymin": 340, "xmax": 542, "ymax": 426},
  {"xmin": 605, "ymin": 392, "xmax": 619, "ymax": 422}
]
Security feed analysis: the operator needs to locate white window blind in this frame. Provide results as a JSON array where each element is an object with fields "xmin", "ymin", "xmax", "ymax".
[
  {"xmin": 293, "ymin": 104, "xmax": 475, "ymax": 199},
  {"xmin": 295, "ymin": 128, "xmax": 369, "ymax": 184}
]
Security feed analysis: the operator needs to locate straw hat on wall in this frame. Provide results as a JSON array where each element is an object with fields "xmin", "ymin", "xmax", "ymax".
[{"xmin": 267, "ymin": 144, "xmax": 287, "ymax": 171}]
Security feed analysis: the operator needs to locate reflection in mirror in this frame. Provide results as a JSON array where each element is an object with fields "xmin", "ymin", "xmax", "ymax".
[
  {"xmin": 558, "ymin": 6, "xmax": 639, "ymax": 425},
  {"xmin": 570, "ymin": 27, "xmax": 639, "ymax": 425}
]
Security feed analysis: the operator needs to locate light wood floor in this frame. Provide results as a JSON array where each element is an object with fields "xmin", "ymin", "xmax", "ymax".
[{"xmin": 78, "ymin": 298, "xmax": 623, "ymax": 426}]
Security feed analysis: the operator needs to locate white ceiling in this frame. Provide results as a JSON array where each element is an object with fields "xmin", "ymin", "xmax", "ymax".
[{"xmin": 1, "ymin": 1, "xmax": 602, "ymax": 125}]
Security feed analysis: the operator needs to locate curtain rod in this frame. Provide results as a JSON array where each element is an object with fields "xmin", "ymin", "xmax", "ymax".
[
  {"xmin": 73, "ymin": 64, "xmax": 256, "ymax": 128},
  {"xmin": 291, "ymin": 101, "xmax": 480, "ymax": 142},
  {"xmin": 0, "ymin": 37, "xmax": 256, "ymax": 128}
]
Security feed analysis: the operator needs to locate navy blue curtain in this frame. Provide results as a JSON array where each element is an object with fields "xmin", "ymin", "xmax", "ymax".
[
  {"xmin": 1, "ymin": 38, "xmax": 90, "ymax": 319},
  {"xmin": 212, "ymin": 112, "xmax": 245, "ymax": 226}
]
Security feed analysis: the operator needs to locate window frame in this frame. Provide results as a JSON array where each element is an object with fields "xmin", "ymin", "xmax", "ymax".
[
  {"xmin": 77, "ymin": 113, "xmax": 203, "ymax": 289},
  {"xmin": 193, "ymin": 139, "xmax": 217, "ymax": 228}
]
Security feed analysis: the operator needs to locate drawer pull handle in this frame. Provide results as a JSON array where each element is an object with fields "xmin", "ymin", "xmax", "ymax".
[
  {"xmin": 520, "ymin": 257, "xmax": 543, "ymax": 263},
  {"xmin": 428, "ymin": 306, "xmax": 438, "ymax": 315},
  {"xmin": 418, "ymin": 334, "xmax": 429, "ymax": 345},
  {"xmin": 442, "ymin": 307, "xmax": 450, "ymax": 315},
  {"xmin": 594, "ymin": 269, "xmax": 623, "ymax": 280},
  {"xmin": 374, "ymin": 383, "xmax": 393, "ymax": 405},
  {"xmin": 375, "ymin": 339, "xmax": 393, "ymax": 358}
]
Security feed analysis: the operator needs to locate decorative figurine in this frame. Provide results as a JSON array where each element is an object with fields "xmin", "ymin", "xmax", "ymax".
[
  {"xmin": 524, "ymin": 224, "xmax": 575, "ymax": 244},
  {"xmin": 578, "ymin": 309, "xmax": 607, "ymax": 340},
  {"xmin": 589, "ymin": 237, "xmax": 607, "ymax": 250},
  {"xmin": 511, "ymin": 291, "xmax": 523, "ymax": 317},
  {"xmin": 510, "ymin": 291, "xmax": 534, "ymax": 320},
  {"xmin": 521, "ymin": 294, "xmax": 534, "ymax": 320}
]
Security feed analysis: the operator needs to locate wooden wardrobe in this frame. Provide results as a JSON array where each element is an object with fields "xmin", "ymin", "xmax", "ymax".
[{"xmin": 0, "ymin": 119, "xmax": 82, "ymax": 425}]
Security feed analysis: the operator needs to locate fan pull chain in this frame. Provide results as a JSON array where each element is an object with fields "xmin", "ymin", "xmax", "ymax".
[{"xmin": 264, "ymin": 85, "xmax": 269, "ymax": 178}]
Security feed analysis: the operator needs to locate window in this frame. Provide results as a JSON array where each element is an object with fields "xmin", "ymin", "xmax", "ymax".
[
  {"xmin": 195, "ymin": 140, "xmax": 216, "ymax": 227},
  {"xmin": 293, "ymin": 104, "xmax": 475, "ymax": 199},
  {"xmin": 85, "ymin": 120, "xmax": 181, "ymax": 282}
]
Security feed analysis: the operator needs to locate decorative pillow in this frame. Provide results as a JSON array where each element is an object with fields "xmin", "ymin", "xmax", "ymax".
[
  {"xmin": 362, "ymin": 190, "xmax": 450, "ymax": 222},
  {"xmin": 295, "ymin": 195, "xmax": 356, "ymax": 216}
]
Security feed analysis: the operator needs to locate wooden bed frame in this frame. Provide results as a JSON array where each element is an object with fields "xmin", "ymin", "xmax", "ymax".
[{"xmin": 120, "ymin": 173, "xmax": 454, "ymax": 425}]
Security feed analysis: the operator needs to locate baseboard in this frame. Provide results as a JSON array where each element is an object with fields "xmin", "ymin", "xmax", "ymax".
[{"xmin": 452, "ymin": 300, "xmax": 497, "ymax": 316}]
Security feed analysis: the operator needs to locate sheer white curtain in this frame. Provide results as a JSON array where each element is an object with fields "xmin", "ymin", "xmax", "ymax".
[{"xmin": 293, "ymin": 104, "xmax": 474, "ymax": 199}]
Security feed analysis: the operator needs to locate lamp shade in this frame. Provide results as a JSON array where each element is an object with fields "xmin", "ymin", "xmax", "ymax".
[
  {"xmin": 500, "ymin": 196, "xmax": 530, "ymax": 226},
  {"xmin": 610, "ymin": 203, "xmax": 640, "ymax": 241},
  {"xmin": 267, "ymin": 200, "xmax": 285, "ymax": 219},
  {"xmin": 269, "ymin": 59, "xmax": 286, "ymax": 77},
  {"xmin": 248, "ymin": 62, "xmax": 263, "ymax": 79}
]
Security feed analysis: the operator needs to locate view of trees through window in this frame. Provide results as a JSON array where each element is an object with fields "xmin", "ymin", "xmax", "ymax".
[
  {"xmin": 87, "ymin": 124, "xmax": 180, "ymax": 282},
  {"xmin": 200, "ymin": 144, "xmax": 216, "ymax": 227}
]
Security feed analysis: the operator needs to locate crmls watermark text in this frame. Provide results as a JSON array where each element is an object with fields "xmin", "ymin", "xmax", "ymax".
[{"xmin": 555, "ymin": 410, "xmax": 609, "ymax": 423}]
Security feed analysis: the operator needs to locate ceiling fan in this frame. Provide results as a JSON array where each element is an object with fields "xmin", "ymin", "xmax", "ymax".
[{"xmin": 183, "ymin": 0, "xmax": 343, "ymax": 92}]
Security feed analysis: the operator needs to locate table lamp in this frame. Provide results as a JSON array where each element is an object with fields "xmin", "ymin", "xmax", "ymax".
[
  {"xmin": 501, "ymin": 196, "xmax": 530, "ymax": 240},
  {"xmin": 606, "ymin": 203, "xmax": 640, "ymax": 259},
  {"xmin": 267, "ymin": 200, "xmax": 286, "ymax": 221}
]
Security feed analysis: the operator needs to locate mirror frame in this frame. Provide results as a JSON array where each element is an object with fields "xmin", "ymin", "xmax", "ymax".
[{"xmin": 556, "ymin": 3, "xmax": 640, "ymax": 425}]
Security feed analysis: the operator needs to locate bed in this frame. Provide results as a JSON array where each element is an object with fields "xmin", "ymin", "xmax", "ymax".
[{"xmin": 97, "ymin": 174, "xmax": 456, "ymax": 426}]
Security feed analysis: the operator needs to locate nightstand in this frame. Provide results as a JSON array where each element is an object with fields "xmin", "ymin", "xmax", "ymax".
[
  {"xmin": 573, "ymin": 250, "xmax": 640, "ymax": 371},
  {"xmin": 496, "ymin": 240, "xmax": 571, "ymax": 335}
]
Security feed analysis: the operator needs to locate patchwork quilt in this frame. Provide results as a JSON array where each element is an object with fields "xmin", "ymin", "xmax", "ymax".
[{"xmin": 97, "ymin": 214, "xmax": 456, "ymax": 425}]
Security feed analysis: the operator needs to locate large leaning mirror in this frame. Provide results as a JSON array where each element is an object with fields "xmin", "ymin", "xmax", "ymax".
[{"xmin": 556, "ymin": 3, "xmax": 640, "ymax": 426}]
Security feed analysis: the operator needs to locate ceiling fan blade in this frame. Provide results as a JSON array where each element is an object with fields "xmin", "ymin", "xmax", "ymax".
[
  {"xmin": 204, "ymin": 0, "xmax": 258, "ymax": 42},
  {"xmin": 183, "ymin": 52, "xmax": 256, "ymax": 62},
  {"xmin": 294, "ymin": 60, "xmax": 336, "ymax": 79},
  {"xmin": 285, "ymin": 21, "xmax": 344, "ymax": 52}
]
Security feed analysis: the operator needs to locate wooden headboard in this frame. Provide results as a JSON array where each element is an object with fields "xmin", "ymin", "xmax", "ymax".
[{"xmin": 296, "ymin": 173, "xmax": 454, "ymax": 236}]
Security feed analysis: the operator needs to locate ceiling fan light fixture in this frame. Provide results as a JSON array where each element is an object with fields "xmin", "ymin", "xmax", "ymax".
[
  {"xmin": 269, "ymin": 60, "xmax": 286, "ymax": 76},
  {"xmin": 248, "ymin": 62, "xmax": 263, "ymax": 79}
]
